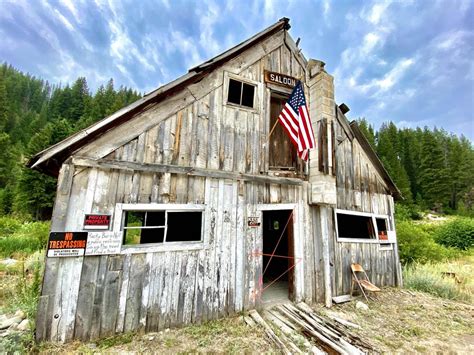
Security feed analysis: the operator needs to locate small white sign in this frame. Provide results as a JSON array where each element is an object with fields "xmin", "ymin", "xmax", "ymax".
[
  {"xmin": 85, "ymin": 232, "xmax": 122, "ymax": 256},
  {"xmin": 387, "ymin": 231, "xmax": 397, "ymax": 243}
]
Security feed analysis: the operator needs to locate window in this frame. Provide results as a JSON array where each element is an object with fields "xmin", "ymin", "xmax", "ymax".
[
  {"xmin": 227, "ymin": 78, "xmax": 255, "ymax": 108},
  {"xmin": 123, "ymin": 209, "xmax": 203, "ymax": 245},
  {"xmin": 335, "ymin": 209, "xmax": 395, "ymax": 244},
  {"xmin": 376, "ymin": 217, "xmax": 388, "ymax": 241},
  {"xmin": 336, "ymin": 212, "xmax": 376, "ymax": 240}
]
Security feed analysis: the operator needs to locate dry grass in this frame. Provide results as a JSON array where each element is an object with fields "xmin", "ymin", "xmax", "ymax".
[
  {"xmin": 404, "ymin": 255, "xmax": 473, "ymax": 302},
  {"xmin": 318, "ymin": 288, "xmax": 474, "ymax": 353},
  {"xmin": 39, "ymin": 316, "xmax": 277, "ymax": 354}
]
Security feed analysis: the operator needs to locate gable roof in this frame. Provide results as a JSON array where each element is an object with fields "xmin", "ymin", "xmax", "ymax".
[
  {"xmin": 28, "ymin": 18, "xmax": 292, "ymax": 176},
  {"xmin": 349, "ymin": 120, "xmax": 402, "ymax": 200}
]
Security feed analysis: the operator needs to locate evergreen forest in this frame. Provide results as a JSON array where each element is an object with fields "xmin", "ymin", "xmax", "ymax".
[
  {"xmin": 0, "ymin": 63, "xmax": 141, "ymax": 219},
  {"xmin": 0, "ymin": 63, "xmax": 472, "ymax": 220}
]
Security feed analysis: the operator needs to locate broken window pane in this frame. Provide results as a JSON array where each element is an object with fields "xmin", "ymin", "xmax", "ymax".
[
  {"xmin": 166, "ymin": 212, "xmax": 202, "ymax": 242},
  {"xmin": 337, "ymin": 213, "xmax": 375, "ymax": 239}
]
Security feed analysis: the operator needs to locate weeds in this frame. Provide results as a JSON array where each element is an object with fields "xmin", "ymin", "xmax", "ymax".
[
  {"xmin": 403, "ymin": 257, "xmax": 473, "ymax": 302},
  {"xmin": 0, "ymin": 217, "xmax": 49, "ymax": 258}
]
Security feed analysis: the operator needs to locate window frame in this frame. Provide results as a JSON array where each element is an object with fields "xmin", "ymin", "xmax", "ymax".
[
  {"xmin": 334, "ymin": 209, "xmax": 394, "ymax": 244},
  {"xmin": 224, "ymin": 72, "xmax": 259, "ymax": 112},
  {"xmin": 114, "ymin": 203, "xmax": 206, "ymax": 254}
]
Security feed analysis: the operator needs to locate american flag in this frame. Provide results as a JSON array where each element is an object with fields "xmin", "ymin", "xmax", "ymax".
[{"xmin": 278, "ymin": 81, "xmax": 315, "ymax": 161}]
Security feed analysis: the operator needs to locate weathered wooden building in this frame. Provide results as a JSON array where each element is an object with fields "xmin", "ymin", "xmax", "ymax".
[{"xmin": 29, "ymin": 18, "xmax": 402, "ymax": 342}]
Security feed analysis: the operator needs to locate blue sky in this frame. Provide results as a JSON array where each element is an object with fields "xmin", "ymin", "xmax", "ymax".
[{"xmin": 1, "ymin": 0, "xmax": 473, "ymax": 140}]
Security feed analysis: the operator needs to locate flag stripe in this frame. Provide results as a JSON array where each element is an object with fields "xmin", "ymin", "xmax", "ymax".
[{"xmin": 275, "ymin": 81, "xmax": 316, "ymax": 161}]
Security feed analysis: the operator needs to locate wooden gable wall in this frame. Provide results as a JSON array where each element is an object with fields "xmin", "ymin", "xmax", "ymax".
[{"xmin": 325, "ymin": 112, "xmax": 401, "ymax": 297}]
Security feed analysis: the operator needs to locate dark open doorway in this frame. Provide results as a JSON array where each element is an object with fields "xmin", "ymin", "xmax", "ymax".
[{"xmin": 261, "ymin": 209, "xmax": 294, "ymax": 306}]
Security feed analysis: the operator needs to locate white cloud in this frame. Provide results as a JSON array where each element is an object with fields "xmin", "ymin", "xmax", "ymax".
[
  {"xmin": 197, "ymin": 0, "xmax": 222, "ymax": 59},
  {"xmin": 361, "ymin": 32, "xmax": 381, "ymax": 55},
  {"xmin": 323, "ymin": 0, "xmax": 331, "ymax": 19},
  {"xmin": 53, "ymin": 9, "xmax": 74, "ymax": 31},
  {"xmin": 263, "ymin": 0, "xmax": 276, "ymax": 23},
  {"xmin": 362, "ymin": 0, "xmax": 391, "ymax": 25},
  {"xmin": 60, "ymin": 0, "xmax": 79, "ymax": 19},
  {"xmin": 373, "ymin": 58, "xmax": 415, "ymax": 92},
  {"xmin": 436, "ymin": 30, "xmax": 471, "ymax": 51},
  {"xmin": 170, "ymin": 30, "xmax": 203, "ymax": 68}
]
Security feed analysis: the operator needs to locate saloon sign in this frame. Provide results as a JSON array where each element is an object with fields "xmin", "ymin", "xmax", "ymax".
[{"xmin": 264, "ymin": 70, "xmax": 298, "ymax": 88}]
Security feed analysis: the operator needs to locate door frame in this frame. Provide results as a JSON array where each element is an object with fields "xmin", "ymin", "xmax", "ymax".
[{"xmin": 257, "ymin": 204, "xmax": 296, "ymax": 301}]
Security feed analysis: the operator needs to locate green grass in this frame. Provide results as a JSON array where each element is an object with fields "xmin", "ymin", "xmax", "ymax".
[
  {"xmin": 0, "ymin": 216, "xmax": 49, "ymax": 258},
  {"xmin": 403, "ymin": 255, "xmax": 473, "ymax": 302}
]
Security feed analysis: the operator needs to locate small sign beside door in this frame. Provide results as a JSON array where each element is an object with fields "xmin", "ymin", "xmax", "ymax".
[{"xmin": 248, "ymin": 216, "xmax": 261, "ymax": 227}]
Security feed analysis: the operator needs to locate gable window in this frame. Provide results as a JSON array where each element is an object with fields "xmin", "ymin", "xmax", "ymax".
[
  {"xmin": 227, "ymin": 78, "xmax": 255, "ymax": 108},
  {"xmin": 122, "ymin": 208, "xmax": 203, "ymax": 245}
]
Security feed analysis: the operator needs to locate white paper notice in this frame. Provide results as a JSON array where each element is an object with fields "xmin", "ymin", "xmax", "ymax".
[{"xmin": 85, "ymin": 232, "xmax": 122, "ymax": 255}]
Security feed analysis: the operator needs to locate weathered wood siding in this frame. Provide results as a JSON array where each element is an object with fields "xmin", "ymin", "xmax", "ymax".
[
  {"xmin": 327, "ymin": 112, "xmax": 399, "ymax": 296},
  {"xmin": 37, "ymin": 31, "xmax": 321, "ymax": 342},
  {"xmin": 37, "ymin": 28, "xmax": 400, "ymax": 343},
  {"xmin": 39, "ymin": 163, "xmax": 315, "ymax": 341}
]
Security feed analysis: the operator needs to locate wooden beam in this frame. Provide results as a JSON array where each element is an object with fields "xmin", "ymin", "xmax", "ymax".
[
  {"xmin": 71, "ymin": 157, "xmax": 304, "ymax": 186},
  {"xmin": 320, "ymin": 206, "xmax": 333, "ymax": 308}
]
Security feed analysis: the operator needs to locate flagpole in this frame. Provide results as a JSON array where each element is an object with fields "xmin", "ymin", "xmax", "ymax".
[{"xmin": 267, "ymin": 120, "xmax": 280, "ymax": 142}]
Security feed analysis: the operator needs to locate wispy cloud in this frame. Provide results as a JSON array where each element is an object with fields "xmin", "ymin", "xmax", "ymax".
[{"xmin": 0, "ymin": 0, "xmax": 472, "ymax": 139}]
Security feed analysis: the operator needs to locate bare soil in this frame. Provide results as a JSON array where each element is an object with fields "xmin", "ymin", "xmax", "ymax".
[{"xmin": 37, "ymin": 288, "xmax": 473, "ymax": 354}]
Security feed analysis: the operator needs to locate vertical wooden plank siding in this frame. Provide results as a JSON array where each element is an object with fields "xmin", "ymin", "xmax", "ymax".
[{"xmin": 37, "ymin": 31, "xmax": 400, "ymax": 343}]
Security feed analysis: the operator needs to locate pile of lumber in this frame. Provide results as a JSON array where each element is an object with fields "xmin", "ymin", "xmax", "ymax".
[{"xmin": 247, "ymin": 302, "xmax": 374, "ymax": 354}]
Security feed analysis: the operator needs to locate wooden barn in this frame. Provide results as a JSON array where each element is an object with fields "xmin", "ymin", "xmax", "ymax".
[{"xmin": 29, "ymin": 18, "xmax": 402, "ymax": 342}]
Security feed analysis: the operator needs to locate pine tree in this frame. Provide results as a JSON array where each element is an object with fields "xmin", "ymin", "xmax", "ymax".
[
  {"xmin": 376, "ymin": 122, "xmax": 413, "ymax": 202},
  {"xmin": 0, "ymin": 75, "xmax": 8, "ymax": 131},
  {"xmin": 69, "ymin": 77, "xmax": 91, "ymax": 122},
  {"xmin": 357, "ymin": 118, "xmax": 376, "ymax": 149},
  {"xmin": 419, "ymin": 128, "xmax": 450, "ymax": 210}
]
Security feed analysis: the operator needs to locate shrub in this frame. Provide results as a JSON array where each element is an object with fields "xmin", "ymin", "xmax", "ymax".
[
  {"xmin": 434, "ymin": 218, "xmax": 474, "ymax": 250},
  {"xmin": 396, "ymin": 221, "xmax": 458, "ymax": 264},
  {"xmin": 0, "ymin": 216, "xmax": 22, "ymax": 237},
  {"xmin": 0, "ymin": 220, "xmax": 49, "ymax": 258},
  {"xmin": 395, "ymin": 204, "xmax": 422, "ymax": 222}
]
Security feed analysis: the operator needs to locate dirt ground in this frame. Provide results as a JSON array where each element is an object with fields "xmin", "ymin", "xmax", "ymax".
[
  {"xmin": 317, "ymin": 288, "xmax": 474, "ymax": 354},
  {"xmin": 37, "ymin": 288, "xmax": 473, "ymax": 354}
]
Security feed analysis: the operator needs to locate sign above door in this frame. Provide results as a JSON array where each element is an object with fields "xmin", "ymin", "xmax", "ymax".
[{"xmin": 264, "ymin": 70, "xmax": 298, "ymax": 89}]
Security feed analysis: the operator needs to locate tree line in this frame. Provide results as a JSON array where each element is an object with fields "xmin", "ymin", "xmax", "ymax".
[
  {"xmin": 0, "ymin": 63, "xmax": 141, "ymax": 219},
  {"xmin": 0, "ymin": 63, "xmax": 472, "ymax": 220},
  {"xmin": 358, "ymin": 119, "xmax": 473, "ymax": 214}
]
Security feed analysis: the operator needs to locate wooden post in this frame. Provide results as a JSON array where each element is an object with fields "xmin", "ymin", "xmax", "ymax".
[{"xmin": 320, "ymin": 206, "xmax": 332, "ymax": 308}]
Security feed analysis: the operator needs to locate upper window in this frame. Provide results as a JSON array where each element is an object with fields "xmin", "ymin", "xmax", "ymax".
[
  {"xmin": 227, "ymin": 78, "xmax": 255, "ymax": 108},
  {"xmin": 123, "ymin": 210, "xmax": 202, "ymax": 245}
]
